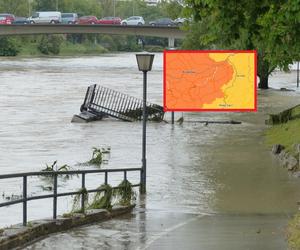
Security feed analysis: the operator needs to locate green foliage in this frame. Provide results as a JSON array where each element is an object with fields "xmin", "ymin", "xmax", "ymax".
[
  {"xmin": 99, "ymin": 35, "xmax": 117, "ymax": 51},
  {"xmin": 88, "ymin": 147, "xmax": 103, "ymax": 166},
  {"xmin": 89, "ymin": 184, "xmax": 113, "ymax": 210},
  {"xmin": 183, "ymin": 0, "xmax": 300, "ymax": 89},
  {"xmin": 159, "ymin": 0, "xmax": 183, "ymax": 20},
  {"xmin": 113, "ymin": 180, "xmax": 135, "ymax": 206},
  {"xmin": 0, "ymin": 37, "xmax": 20, "ymax": 56},
  {"xmin": 35, "ymin": 0, "xmax": 57, "ymax": 11},
  {"xmin": 115, "ymin": 35, "xmax": 143, "ymax": 52},
  {"xmin": 265, "ymin": 118, "xmax": 300, "ymax": 153},
  {"xmin": 40, "ymin": 161, "xmax": 71, "ymax": 185},
  {"xmin": 37, "ymin": 35, "xmax": 64, "ymax": 55},
  {"xmin": 68, "ymin": 180, "xmax": 135, "ymax": 215},
  {"xmin": 71, "ymin": 188, "xmax": 89, "ymax": 213},
  {"xmin": 0, "ymin": 0, "xmax": 29, "ymax": 16},
  {"xmin": 62, "ymin": 41, "xmax": 107, "ymax": 55},
  {"xmin": 42, "ymin": 160, "xmax": 70, "ymax": 172}
]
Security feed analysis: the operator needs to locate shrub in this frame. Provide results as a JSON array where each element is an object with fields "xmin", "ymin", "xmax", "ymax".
[
  {"xmin": 0, "ymin": 37, "xmax": 20, "ymax": 56},
  {"xmin": 38, "ymin": 35, "xmax": 64, "ymax": 55}
]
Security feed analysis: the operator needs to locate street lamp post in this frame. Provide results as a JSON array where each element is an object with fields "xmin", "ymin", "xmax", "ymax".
[{"xmin": 136, "ymin": 53, "xmax": 155, "ymax": 194}]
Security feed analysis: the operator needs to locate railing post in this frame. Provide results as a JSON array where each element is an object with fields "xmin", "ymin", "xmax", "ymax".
[
  {"xmin": 171, "ymin": 112, "xmax": 175, "ymax": 124},
  {"xmin": 124, "ymin": 171, "xmax": 127, "ymax": 181},
  {"xmin": 23, "ymin": 176, "xmax": 27, "ymax": 226},
  {"xmin": 53, "ymin": 173, "xmax": 57, "ymax": 219},
  {"xmin": 105, "ymin": 171, "xmax": 108, "ymax": 185},
  {"xmin": 81, "ymin": 173, "xmax": 86, "ymax": 213}
]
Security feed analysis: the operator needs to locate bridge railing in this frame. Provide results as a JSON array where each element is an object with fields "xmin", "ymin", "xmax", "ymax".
[{"xmin": 0, "ymin": 168, "xmax": 142, "ymax": 226}]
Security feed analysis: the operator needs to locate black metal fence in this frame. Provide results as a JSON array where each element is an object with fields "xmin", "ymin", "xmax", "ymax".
[
  {"xmin": 0, "ymin": 168, "xmax": 142, "ymax": 226},
  {"xmin": 80, "ymin": 84, "xmax": 164, "ymax": 122}
]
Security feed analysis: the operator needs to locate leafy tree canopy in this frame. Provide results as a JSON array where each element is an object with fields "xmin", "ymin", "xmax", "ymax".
[{"xmin": 183, "ymin": 0, "xmax": 300, "ymax": 89}]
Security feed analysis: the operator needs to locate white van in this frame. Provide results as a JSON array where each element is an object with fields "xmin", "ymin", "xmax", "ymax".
[{"xmin": 28, "ymin": 12, "xmax": 62, "ymax": 24}]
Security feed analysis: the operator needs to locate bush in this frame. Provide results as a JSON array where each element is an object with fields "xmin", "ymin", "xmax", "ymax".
[
  {"xmin": 0, "ymin": 37, "xmax": 20, "ymax": 56},
  {"xmin": 38, "ymin": 35, "xmax": 64, "ymax": 55}
]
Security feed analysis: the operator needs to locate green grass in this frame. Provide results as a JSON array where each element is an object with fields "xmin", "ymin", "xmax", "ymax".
[
  {"xmin": 265, "ymin": 118, "xmax": 300, "ymax": 153},
  {"xmin": 288, "ymin": 213, "xmax": 300, "ymax": 250}
]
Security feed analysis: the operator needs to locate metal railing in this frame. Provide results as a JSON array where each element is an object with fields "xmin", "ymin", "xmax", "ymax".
[
  {"xmin": 80, "ymin": 84, "xmax": 164, "ymax": 122},
  {"xmin": 0, "ymin": 168, "xmax": 142, "ymax": 226}
]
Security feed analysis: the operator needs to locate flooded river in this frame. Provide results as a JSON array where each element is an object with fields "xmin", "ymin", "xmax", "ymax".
[{"xmin": 0, "ymin": 53, "xmax": 300, "ymax": 249}]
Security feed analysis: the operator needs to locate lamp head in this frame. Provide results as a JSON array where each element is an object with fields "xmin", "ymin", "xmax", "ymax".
[{"xmin": 136, "ymin": 53, "xmax": 155, "ymax": 72}]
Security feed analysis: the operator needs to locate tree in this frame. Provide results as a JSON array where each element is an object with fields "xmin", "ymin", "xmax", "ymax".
[
  {"xmin": 0, "ymin": 0, "xmax": 29, "ymax": 16},
  {"xmin": 183, "ymin": 0, "xmax": 300, "ymax": 89},
  {"xmin": 160, "ymin": 0, "xmax": 183, "ymax": 20},
  {"xmin": 35, "ymin": 0, "xmax": 57, "ymax": 11}
]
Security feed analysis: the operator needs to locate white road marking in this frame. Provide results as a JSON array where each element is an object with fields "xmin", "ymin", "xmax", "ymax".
[{"xmin": 136, "ymin": 214, "xmax": 205, "ymax": 250}]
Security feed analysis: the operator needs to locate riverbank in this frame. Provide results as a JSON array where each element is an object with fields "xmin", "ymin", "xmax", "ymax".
[
  {"xmin": 266, "ymin": 118, "xmax": 300, "ymax": 154},
  {"xmin": 18, "ymin": 41, "xmax": 108, "ymax": 57},
  {"xmin": 265, "ymin": 105, "xmax": 300, "ymax": 249}
]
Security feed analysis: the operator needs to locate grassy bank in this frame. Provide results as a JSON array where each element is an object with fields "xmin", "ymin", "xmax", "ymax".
[
  {"xmin": 18, "ymin": 41, "xmax": 108, "ymax": 57},
  {"xmin": 288, "ymin": 213, "xmax": 300, "ymax": 250},
  {"xmin": 266, "ymin": 111, "xmax": 300, "ymax": 249},
  {"xmin": 265, "ymin": 119, "xmax": 300, "ymax": 153}
]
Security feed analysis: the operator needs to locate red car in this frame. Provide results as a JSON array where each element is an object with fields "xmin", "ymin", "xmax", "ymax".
[
  {"xmin": 0, "ymin": 17, "xmax": 11, "ymax": 24},
  {"xmin": 0, "ymin": 14, "xmax": 15, "ymax": 24},
  {"xmin": 78, "ymin": 16, "xmax": 98, "ymax": 24},
  {"xmin": 97, "ymin": 17, "xmax": 121, "ymax": 25}
]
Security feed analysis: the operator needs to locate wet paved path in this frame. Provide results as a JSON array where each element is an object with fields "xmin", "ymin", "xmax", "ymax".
[{"xmin": 26, "ymin": 208, "xmax": 288, "ymax": 250}]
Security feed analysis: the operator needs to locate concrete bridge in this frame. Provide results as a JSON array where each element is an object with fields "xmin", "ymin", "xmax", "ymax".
[{"xmin": 0, "ymin": 24, "xmax": 187, "ymax": 48}]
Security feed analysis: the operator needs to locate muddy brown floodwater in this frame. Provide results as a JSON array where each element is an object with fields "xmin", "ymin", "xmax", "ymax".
[{"xmin": 0, "ymin": 53, "xmax": 300, "ymax": 249}]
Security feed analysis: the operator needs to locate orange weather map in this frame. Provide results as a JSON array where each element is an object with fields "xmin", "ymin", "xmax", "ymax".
[{"xmin": 164, "ymin": 50, "xmax": 257, "ymax": 111}]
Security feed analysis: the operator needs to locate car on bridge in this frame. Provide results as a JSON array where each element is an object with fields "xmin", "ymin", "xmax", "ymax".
[
  {"xmin": 149, "ymin": 18, "xmax": 176, "ymax": 26},
  {"xmin": 12, "ymin": 17, "xmax": 29, "ymax": 24},
  {"xmin": 97, "ymin": 16, "xmax": 121, "ymax": 25},
  {"xmin": 0, "ymin": 13, "xmax": 15, "ymax": 24},
  {"xmin": 121, "ymin": 16, "xmax": 145, "ymax": 25},
  {"xmin": 61, "ymin": 13, "xmax": 78, "ymax": 24},
  {"xmin": 174, "ymin": 17, "xmax": 191, "ymax": 26},
  {"xmin": 28, "ymin": 11, "xmax": 62, "ymax": 24},
  {"xmin": 78, "ymin": 16, "xmax": 98, "ymax": 24},
  {"xmin": 0, "ymin": 17, "xmax": 11, "ymax": 25}
]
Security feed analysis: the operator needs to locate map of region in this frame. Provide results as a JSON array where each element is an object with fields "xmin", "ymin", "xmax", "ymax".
[{"xmin": 164, "ymin": 50, "xmax": 256, "ymax": 111}]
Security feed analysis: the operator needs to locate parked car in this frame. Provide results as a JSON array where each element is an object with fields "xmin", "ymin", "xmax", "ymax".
[
  {"xmin": 12, "ymin": 17, "xmax": 29, "ymax": 24},
  {"xmin": 0, "ymin": 17, "xmax": 11, "ymax": 24},
  {"xmin": 0, "ymin": 13, "xmax": 15, "ymax": 24},
  {"xmin": 28, "ymin": 11, "xmax": 61, "ymax": 24},
  {"xmin": 121, "ymin": 16, "xmax": 144, "ymax": 25},
  {"xmin": 97, "ymin": 16, "xmax": 121, "ymax": 25},
  {"xmin": 149, "ymin": 18, "xmax": 175, "ymax": 26},
  {"xmin": 61, "ymin": 13, "xmax": 78, "ymax": 24},
  {"xmin": 174, "ymin": 17, "xmax": 191, "ymax": 26},
  {"xmin": 78, "ymin": 16, "xmax": 98, "ymax": 24}
]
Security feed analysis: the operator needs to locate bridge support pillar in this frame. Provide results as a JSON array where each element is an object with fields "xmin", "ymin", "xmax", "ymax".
[{"xmin": 168, "ymin": 37, "xmax": 175, "ymax": 49}]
